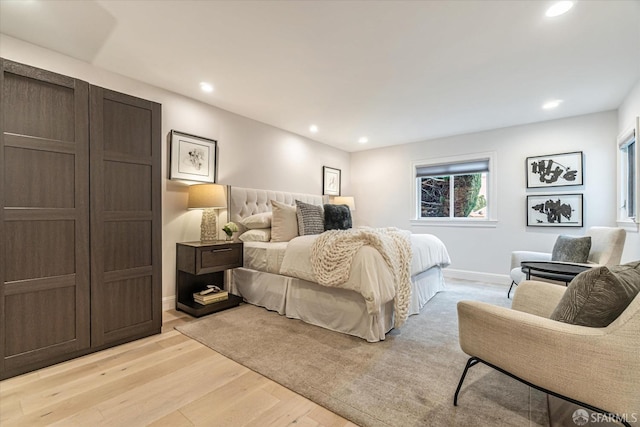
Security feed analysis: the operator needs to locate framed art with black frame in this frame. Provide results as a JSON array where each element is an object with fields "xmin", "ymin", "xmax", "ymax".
[
  {"xmin": 527, "ymin": 194, "xmax": 583, "ymax": 227},
  {"xmin": 323, "ymin": 166, "xmax": 341, "ymax": 196},
  {"xmin": 170, "ymin": 130, "xmax": 217, "ymax": 183},
  {"xmin": 526, "ymin": 151, "xmax": 583, "ymax": 188}
]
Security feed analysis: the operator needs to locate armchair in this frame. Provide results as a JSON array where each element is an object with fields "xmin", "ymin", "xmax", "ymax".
[
  {"xmin": 508, "ymin": 226, "xmax": 626, "ymax": 297},
  {"xmin": 455, "ymin": 280, "xmax": 640, "ymax": 426}
]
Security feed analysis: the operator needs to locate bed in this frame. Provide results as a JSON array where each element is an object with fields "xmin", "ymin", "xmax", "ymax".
[{"xmin": 229, "ymin": 186, "xmax": 451, "ymax": 342}]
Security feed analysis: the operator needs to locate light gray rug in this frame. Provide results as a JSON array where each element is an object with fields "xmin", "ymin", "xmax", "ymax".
[{"xmin": 176, "ymin": 281, "xmax": 548, "ymax": 427}]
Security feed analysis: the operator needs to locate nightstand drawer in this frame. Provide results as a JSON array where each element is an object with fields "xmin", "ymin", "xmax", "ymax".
[
  {"xmin": 176, "ymin": 241, "xmax": 244, "ymax": 275},
  {"xmin": 199, "ymin": 245, "xmax": 242, "ymax": 272}
]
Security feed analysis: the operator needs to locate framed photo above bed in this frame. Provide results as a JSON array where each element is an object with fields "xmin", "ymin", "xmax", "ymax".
[
  {"xmin": 323, "ymin": 166, "xmax": 341, "ymax": 196},
  {"xmin": 527, "ymin": 194, "xmax": 583, "ymax": 227},
  {"xmin": 170, "ymin": 130, "xmax": 217, "ymax": 182},
  {"xmin": 526, "ymin": 151, "xmax": 583, "ymax": 188}
]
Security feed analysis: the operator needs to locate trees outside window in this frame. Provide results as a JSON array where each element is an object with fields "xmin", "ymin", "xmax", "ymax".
[
  {"xmin": 420, "ymin": 173, "xmax": 487, "ymax": 219},
  {"xmin": 413, "ymin": 152, "xmax": 496, "ymax": 225}
]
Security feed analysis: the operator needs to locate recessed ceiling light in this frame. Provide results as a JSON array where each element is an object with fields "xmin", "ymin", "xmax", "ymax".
[
  {"xmin": 358, "ymin": 137, "xmax": 368, "ymax": 144},
  {"xmin": 545, "ymin": 1, "xmax": 574, "ymax": 17},
  {"xmin": 542, "ymin": 99, "xmax": 563, "ymax": 109},
  {"xmin": 309, "ymin": 125, "xmax": 318, "ymax": 133},
  {"xmin": 199, "ymin": 82, "xmax": 214, "ymax": 93}
]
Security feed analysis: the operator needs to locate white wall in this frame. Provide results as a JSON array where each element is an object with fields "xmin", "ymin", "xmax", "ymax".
[
  {"xmin": 351, "ymin": 111, "xmax": 621, "ymax": 282},
  {"xmin": 2, "ymin": 34, "xmax": 635, "ymax": 296},
  {"xmin": 0, "ymin": 35, "xmax": 350, "ymax": 308},
  {"xmin": 618, "ymin": 78, "xmax": 640, "ymax": 262}
]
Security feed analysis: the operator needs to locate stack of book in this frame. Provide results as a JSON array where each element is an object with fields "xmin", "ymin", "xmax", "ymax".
[{"xmin": 193, "ymin": 290, "xmax": 229, "ymax": 305}]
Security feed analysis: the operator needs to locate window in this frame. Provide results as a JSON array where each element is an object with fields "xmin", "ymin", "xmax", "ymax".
[
  {"xmin": 412, "ymin": 152, "xmax": 497, "ymax": 226},
  {"xmin": 618, "ymin": 118, "xmax": 639, "ymax": 226}
]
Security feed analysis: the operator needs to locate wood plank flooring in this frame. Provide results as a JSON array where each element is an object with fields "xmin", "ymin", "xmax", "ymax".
[{"xmin": 0, "ymin": 309, "xmax": 358, "ymax": 427}]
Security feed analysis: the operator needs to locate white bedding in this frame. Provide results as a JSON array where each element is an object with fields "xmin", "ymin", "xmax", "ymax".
[
  {"xmin": 229, "ymin": 186, "xmax": 452, "ymax": 341},
  {"xmin": 280, "ymin": 232, "xmax": 450, "ymax": 280},
  {"xmin": 242, "ymin": 241, "xmax": 288, "ymax": 274},
  {"xmin": 279, "ymin": 231, "xmax": 450, "ymax": 317}
]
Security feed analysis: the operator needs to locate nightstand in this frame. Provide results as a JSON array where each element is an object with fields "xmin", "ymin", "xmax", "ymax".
[{"xmin": 176, "ymin": 241, "xmax": 244, "ymax": 317}]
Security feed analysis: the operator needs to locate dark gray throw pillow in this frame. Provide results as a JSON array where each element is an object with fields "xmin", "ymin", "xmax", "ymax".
[
  {"xmin": 551, "ymin": 235, "xmax": 591, "ymax": 263},
  {"xmin": 550, "ymin": 260, "xmax": 640, "ymax": 327},
  {"xmin": 324, "ymin": 204, "xmax": 352, "ymax": 230},
  {"xmin": 295, "ymin": 200, "xmax": 324, "ymax": 235}
]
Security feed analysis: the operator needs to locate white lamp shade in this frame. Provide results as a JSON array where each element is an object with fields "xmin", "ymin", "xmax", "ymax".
[
  {"xmin": 332, "ymin": 196, "xmax": 355, "ymax": 211},
  {"xmin": 187, "ymin": 184, "xmax": 227, "ymax": 209}
]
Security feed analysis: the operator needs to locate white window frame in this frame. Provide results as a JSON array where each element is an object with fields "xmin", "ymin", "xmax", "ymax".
[
  {"xmin": 410, "ymin": 151, "xmax": 498, "ymax": 228},
  {"xmin": 617, "ymin": 116, "xmax": 639, "ymax": 232}
]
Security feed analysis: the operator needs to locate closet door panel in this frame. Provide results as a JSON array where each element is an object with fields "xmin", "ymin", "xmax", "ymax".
[
  {"xmin": 90, "ymin": 86, "xmax": 161, "ymax": 347},
  {"xmin": 103, "ymin": 221, "xmax": 152, "ymax": 271},
  {"xmin": 102, "ymin": 276, "xmax": 153, "ymax": 334},
  {"xmin": 104, "ymin": 162, "xmax": 151, "ymax": 211},
  {"xmin": 103, "ymin": 98, "xmax": 152, "ymax": 157},
  {"xmin": 4, "ymin": 71, "xmax": 75, "ymax": 141},
  {"xmin": 4, "ymin": 147, "xmax": 75, "ymax": 208},
  {"xmin": 4, "ymin": 220, "xmax": 76, "ymax": 281},
  {"xmin": 5, "ymin": 286, "xmax": 77, "ymax": 356},
  {"xmin": 0, "ymin": 59, "xmax": 90, "ymax": 379}
]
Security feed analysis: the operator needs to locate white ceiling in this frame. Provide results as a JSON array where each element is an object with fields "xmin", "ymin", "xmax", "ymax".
[{"xmin": 1, "ymin": 0, "xmax": 639, "ymax": 152}]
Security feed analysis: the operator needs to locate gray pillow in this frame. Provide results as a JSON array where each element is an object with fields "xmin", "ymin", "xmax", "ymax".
[
  {"xmin": 550, "ymin": 260, "xmax": 640, "ymax": 327},
  {"xmin": 295, "ymin": 200, "xmax": 324, "ymax": 235},
  {"xmin": 324, "ymin": 204, "xmax": 352, "ymax": 230},
  {"xmin": 551, "ymin": 235, "xmax": 591, "ymax": 263}
]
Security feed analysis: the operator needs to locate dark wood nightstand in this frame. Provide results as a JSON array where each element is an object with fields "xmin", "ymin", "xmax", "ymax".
[{"xmin": 176, "ymin": 241, "xmax": 244, "ymax": 317}]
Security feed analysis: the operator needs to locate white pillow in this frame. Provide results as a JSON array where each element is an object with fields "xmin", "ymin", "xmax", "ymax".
[
  {"xmin": 271, "ymin": 200, "xmax": 298, "ymax": 242},
  {"xmin": 239, "ymin": 229, "xmax": 271, "ymax": 242},
  {"xmin": 241, "ymin": 212, "xmax": 272, "ymax": 229}
]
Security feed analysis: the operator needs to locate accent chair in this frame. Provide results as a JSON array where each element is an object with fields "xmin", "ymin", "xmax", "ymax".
[
  {"xmin": 508, "ymin": 226, "xmax": 626, "ymax": 298},
  {"xmin": 455, "ymin": 278, "xmax": 640, "ymax": 426}
]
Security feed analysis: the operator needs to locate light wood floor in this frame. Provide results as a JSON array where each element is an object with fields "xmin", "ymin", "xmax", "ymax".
[{"xmin": 0, "ymin": 309, "xmax": 358, "ymax": 427}]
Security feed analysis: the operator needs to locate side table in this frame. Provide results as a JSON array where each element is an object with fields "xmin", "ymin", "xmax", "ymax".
[
  {"xmin": 176, "ymin": 241, "xmax": 243, "ymax": 317},
  {"xmin": 521, "ymin": 261, "xmax": 592, "ymax": 285}
]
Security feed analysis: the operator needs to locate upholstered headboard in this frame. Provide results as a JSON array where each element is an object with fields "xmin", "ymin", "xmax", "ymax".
[{"xmin": 229, "ymin": 186, "xmax": 325, "ymax": 230}]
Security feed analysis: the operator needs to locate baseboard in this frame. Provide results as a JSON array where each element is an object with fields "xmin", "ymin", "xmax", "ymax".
[
  {"xmin": 162, "ymin": 295, "xmax": 176, "ymax": 312},
  {"xmin": 443, "ymin": 268, "xmax": 511, "ymax": 286}
]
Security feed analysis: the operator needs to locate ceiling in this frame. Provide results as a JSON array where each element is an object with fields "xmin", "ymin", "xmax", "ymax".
[{"xmin": 1, "ymin": 0, "xmax": 639, "ymax": 152}]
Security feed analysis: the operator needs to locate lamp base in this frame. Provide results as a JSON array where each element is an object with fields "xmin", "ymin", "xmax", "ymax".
[{"xmin": 200, "ymin": 208, "xmax": 218, "ymax": 241}]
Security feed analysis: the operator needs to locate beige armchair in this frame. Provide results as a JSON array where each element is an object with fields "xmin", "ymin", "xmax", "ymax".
[
  {"xmin": 455, "ymin": 280, "xmax": 640, "ymax": 426},
  {"xmin": 508, "ymin": 226, "xmax": 626, "ymax": 297}
]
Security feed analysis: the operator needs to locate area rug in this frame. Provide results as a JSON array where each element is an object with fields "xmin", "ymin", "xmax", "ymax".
[{"xmin": 176, "ymin": 281, "xmax": 548, "ymax": 427}]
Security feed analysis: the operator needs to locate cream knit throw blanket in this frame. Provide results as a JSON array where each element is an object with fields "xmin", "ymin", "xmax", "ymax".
[{"xmin": 310, "ymin": 227, "xmax": 413, "ymax": 328}]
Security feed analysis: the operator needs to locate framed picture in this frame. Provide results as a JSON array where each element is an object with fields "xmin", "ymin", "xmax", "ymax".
[
  {"xmin": 323, "ymin": 166, "xmax": 341, "ymax": 196},
  {"xmin": 526, "ymin": 151, "xmax": 583, "ymax": 188},
  {"xmin": 527, "ymin": 194, "xmax": 583, "ymax": 227},
  {"xmin": 170, "ymin": 130, "xmax": 217, "ymax": 182}
]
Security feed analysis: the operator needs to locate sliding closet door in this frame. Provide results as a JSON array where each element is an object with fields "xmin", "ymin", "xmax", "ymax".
[
  {"xmin": 0, "ymin": 59, "xmax": 90, "ymax": 378},
  {"xmin": 89, "ymin": 86, "xmax": 162, "ymax": 347}
]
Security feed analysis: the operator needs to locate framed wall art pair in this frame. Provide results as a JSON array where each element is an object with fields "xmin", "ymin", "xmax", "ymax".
[{"xmin": 525, "ymin": 151, "xmax": 584, "ymax": 227}]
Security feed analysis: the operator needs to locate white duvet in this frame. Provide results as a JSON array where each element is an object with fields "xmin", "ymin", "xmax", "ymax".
[{"xmin": 279, "ymin": 232, "xmax": 451, "ymax": 315}]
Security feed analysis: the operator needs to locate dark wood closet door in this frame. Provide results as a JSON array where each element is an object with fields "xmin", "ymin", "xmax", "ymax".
[
  {"xmin": 0, "ymin": 59, "xmax": 90, "ymax": 378},
  {"xmin": 89, "ymin": 86, "xmax": 161, "ymax": 346}
]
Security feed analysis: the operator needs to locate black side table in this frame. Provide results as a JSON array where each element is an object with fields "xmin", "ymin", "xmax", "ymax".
[
  {"xmin": 176, "ymin": 241, "xmax": 244, "ymax": 317},
  {"xmin": 521, "ymin": 261, "xmax": 592, "ymax": 285},
  {"xmin": 508, "ymin": 261, "xmax": 593, "ymax": 298}
]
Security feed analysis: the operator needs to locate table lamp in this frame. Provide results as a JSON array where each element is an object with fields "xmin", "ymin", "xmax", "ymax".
[
  {"xmin": 187, "ymin": 184, "xmax": 227, "ymax": 241},
  {"xmin": 332, "ymin": 196, "xmax": 356, "ymax": 211}
]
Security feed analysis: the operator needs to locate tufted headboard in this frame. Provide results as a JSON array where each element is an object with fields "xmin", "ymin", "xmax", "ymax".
[{"xmin": 229, "ymin": 186, "xmax": 325, "ymax": 232}]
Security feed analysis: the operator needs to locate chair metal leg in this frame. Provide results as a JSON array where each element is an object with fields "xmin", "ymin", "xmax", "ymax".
[
  {"xmin": 453, "ymin": 357, "xmax": 480, "ymax": 406},
  {"xmin": 507, "ymin": 281, "xmax": 517, "ymax": 299},
  {"xmin": 453, "ymin": 356, "xmax": 632, "ymax": 427}
]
